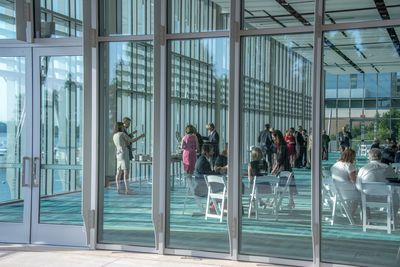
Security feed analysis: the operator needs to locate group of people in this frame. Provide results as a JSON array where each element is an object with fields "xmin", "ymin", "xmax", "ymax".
[
  {"xmin": 370, "ymin": 137, "xmax": 400, "ymax": 164},
  {"xmin": 179, "ymin": 122, "xmax": 226, "ymax": 178},
  {"xmin": 258, "ymin": 124, "xmax": 312, "ymax": 170},
  {"xmin": 330, "ymin": 147, "xmax": 399, "ymax": 220},
  {"xmin": 250, "ymin": 129, "xmax": 298, "ymax": 208},
  {"xmin": 113, "ymin": 117, "xmax": 145, "ymax": 194}
]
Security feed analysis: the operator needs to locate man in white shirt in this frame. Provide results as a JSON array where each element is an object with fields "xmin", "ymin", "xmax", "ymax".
[{"xmin": 356, "ymin": 148, "xmax": 399, "ymax": 214}]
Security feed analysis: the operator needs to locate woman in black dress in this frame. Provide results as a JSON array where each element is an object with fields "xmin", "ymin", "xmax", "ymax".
[{"xmin": 271, "ymin": 129, "xmax": 297, "ymax": 208}]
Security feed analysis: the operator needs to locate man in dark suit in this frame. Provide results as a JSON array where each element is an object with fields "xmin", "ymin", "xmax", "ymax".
[
  {"xmin": 258, "ymin": 123, "xmax": 273, "ymax": 172},
  {"xmin": 295, "ymin": 126, "xmax": 306, "ymax": 168},
  {"xmin": 195, "ymin": 144, "xmax": 215, "ymax": 176},
  {"xmin": 193, "ymin": 144, "xmax": 216, "ymax": 198},
  {"xmin": 203, "ymin": 122, "xmax": 220, "ymax": 157}
]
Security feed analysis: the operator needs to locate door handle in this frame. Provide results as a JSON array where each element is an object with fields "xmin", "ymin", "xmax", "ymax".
[
  {"xmin": 32, "ymin": 157, "xmax": 40, "ymax": 187},
  {"xmin": 22, "ymin": 156, "xmax": 31, "ymax": 187}
]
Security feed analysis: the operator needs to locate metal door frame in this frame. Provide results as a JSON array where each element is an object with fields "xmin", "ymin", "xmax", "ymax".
[{"xmin": 30, "ymin": 46, "xmax": 86, "ymax": 246}]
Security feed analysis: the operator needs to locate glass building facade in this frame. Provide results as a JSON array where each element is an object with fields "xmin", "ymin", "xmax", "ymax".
[{"xmin": 1, "ymin": 1, "xmax": 400, "ymax": 266}]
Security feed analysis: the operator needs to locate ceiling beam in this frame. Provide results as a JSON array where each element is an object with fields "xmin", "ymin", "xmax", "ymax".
[{"xmin": 374, "ymin": 0, "xmax": 400, "ymax": 57}]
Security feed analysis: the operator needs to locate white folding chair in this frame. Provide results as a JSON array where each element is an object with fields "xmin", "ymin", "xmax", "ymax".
[
  {"xmin": 248, "ymin": 175, "xmax": 278, "ymax": 220},
  {"xmin": 182, "ymin": 175, "xmax": 207, "ymax": 215},
  {"xmin": 360, "ymin": 181, "xmax": 395, "ymax": 234},
  {"xmin": 275, "ymin": 171, "xmax": 294, "ymax": 212},
  {"xmin": 204, "ymin": 175, "xmax": 227, "ymax": 222},
  {"xmin": 321, "ymin": 176, "xmax": 337, "ymax": 224},
  {"xmin": 330, "ymin": 180, "xmax": 356, "ymax": 225}
]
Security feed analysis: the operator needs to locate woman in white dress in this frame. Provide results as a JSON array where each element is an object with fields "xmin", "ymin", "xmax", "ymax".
[
  {"xmin": 330, "ymin": 148, "xmax": 360, "ymax": 217},
  {"xmin": 113, "ymin": 122, "xmax": 144, "ymax": 194}
]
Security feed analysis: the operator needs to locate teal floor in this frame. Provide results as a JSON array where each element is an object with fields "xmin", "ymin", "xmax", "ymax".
[{"xmin": 1, "ymin": 152, "xmax": 400, "ymax": 266}]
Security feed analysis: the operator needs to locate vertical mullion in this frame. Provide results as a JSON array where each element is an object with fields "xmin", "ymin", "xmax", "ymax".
[
  {"xmin": 312, "ymin": 0, "xmax": 324, "ymax": 266},
  {"xmin": 228, "ymin": 0, "xmax": 240, "ymax": 260},
  {"xmin": 153, "ymin": 0, "xmax": 167, "ymax": 253}
]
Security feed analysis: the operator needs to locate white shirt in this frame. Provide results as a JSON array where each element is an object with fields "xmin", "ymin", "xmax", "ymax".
[
  {"xmin": 330, "ymin": 161, "xmax": 359, "ymax": 200},
  {"xmin": 331, "ymin": 161, "xmax": 356, "ymax": 184},
  {"xmin": 356, "ymin": 160, "xmax": 396, "ymax": 190}
]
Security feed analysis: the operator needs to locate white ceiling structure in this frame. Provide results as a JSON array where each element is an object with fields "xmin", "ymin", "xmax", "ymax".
[{"xmin": 214, "ymin": 0, "xmax": 400, "ymax": 74}]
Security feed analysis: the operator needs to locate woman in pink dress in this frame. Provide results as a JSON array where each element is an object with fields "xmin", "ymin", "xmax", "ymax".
[
  {"xmin": 181, "ymin": 125, "xmax": 198, "ymax": 175},
  {"xmin": 285, "ymin": 128, "xmax": 296, "ymax": 167}
]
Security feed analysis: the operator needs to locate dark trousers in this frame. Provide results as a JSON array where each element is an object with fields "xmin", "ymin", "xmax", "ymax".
[
  {"xmin": 296, "ymin": 146, "xmax": 306, "ymax": 167},
  {"xmin": 261, "ymin": 146, "xmax": 272, "ymax": 173},
  {"xmin": 322, "ymin": 147, "xmax": 329, "ymax": 160}
]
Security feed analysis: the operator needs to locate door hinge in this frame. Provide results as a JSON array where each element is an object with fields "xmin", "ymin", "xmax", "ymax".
[
  {"xmin": 229, "ymin": 217, "xmax": 237, "ymax": 239},
  {"xmin": 155, "ymin": 213, "xmax": 164, "ymax": 233},
  {"xmin": 89, "ymin": 209, "xmax": 96, "ymax": 229},
  {"xmin": 90, "ymin": 28, "xmax": 97, "ymax": 48}
]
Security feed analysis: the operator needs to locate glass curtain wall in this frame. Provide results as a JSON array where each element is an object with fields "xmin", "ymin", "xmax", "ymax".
[
  {"xmin": 36, "ymin": 0, "xmax": 83, "ymax": 38},
  {"xmin": 167, "ymin": 38, "xmax": 229, "ymax": 252},
  {"xmin": 93, "ymin": 0, "xmax": 400, "ymax": 266},
  {"xmin": 321, "ymin": 27, "xmax": 400, "ymax": 267},
  {"xmin": 239, "ymin": 34, "xmax": 313, "ymax": 260},
  {"xmin": 100, "ymin": 0, "xmax": 154, "ymax": 36},
  {"xmin": 98, "ymin": 41, "xmax": 155, "ymax": 246},
  {"xmin": 242, "ymin": 0, "xmax": 315, "ymax": 29},
  {"xmin": 0, "ymin": 0, "xmax": 16, "ymax": 38},
  {"xmin": 169, "ymin": 0, "xmax": 229, "ymax": 33}
]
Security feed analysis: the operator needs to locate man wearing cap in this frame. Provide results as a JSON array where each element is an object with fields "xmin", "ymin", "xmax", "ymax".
[{"xmin": 203, "ymin": 122, "xmax": 220, "ymax": 157}]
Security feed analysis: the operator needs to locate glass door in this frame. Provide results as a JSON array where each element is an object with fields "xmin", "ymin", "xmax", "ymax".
[
  {"xmin": 0, "ymin": 48, "xmax": 32, "ymax": 243},
  {"xmin": 30, "ymin": 47, "xmax": 85, "ymax": 246}
]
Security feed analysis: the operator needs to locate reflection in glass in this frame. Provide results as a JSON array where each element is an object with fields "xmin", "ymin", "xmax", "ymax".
[
  {"xmin": 39, "ymin": 56, "xmax": 83, "ymax": 225},
  {"xmin": 242, "ymin": 1, "xmax": 315, "ymax": 29},
  {"xmin": 239, "ymin": 35, "xmax": 313, "ymax": 259},
  {"xmin": 0, "ymin": 0, "xmax": 16, "ymax": 38},
  {"xmin": 322, "ymin": 27, "xmax": 400, "ymax": 267},
  {"xmin": 99, "ymin": 0, "xmax": 154, "ymax": 36},
  {"xmin": 99, "ymin": 42, "xmax": 155, "ymax": 247},
  {"xmin": 167, "ymin": 38, "xmax": 229, "ymax": 252},
  {"xmin": 325, "ymin": 0, "xmax": 400, "ymax": 24},
  {"xmin": 0, "ymin": 56, "xmax": 25, "ymax": 222},
  {"xmin": 169, "ymin": 0, "xmax": 229, "ymax": 33},
  {"xmin": 38, "ymin": 0, "xmax": 83, "ymax": 38}
]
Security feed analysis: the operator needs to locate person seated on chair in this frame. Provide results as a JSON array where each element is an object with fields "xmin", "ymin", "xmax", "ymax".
[
  {"xmin": 195, "ymin": 144, "xmax": 217, "ymax": 176},
  {"xmin": 193, "ymin": 144, "xmax": 218, "ymax": 197},
  {"xmin": 330, "ymin": 148, "xmax": 360, "ymax": 218},
  {"xmin": 248, "ymin": 146, "xmax": 268, "ymax": 184},
  {"xmin": 356, "ymin": 148, "xmax": 399, "ymax": 215},
  {"xmin": 370, "ymin": 138, "xmax": 380, "ymax": 149},
  {"xmin": 215, "ymin": 143, "xmax": 228, "ymax": 175},
  {"xmin": 382, "ymin": 144, "xmax": 397, "ymax": 165},
  {"xmin": 248, "ymin": 146, "xmax": 269, "ymax": 208}
]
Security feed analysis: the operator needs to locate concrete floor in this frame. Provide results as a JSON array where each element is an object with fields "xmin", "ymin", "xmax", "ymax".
[{"xmin": 0, "ymin": 244, "xmax": 283, "ymax": 267}]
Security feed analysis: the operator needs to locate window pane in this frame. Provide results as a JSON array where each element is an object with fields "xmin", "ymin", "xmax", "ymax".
[
  {"xmin": 325, "ymin": 0, "xmax": 400, "ymax": 24},
  {"xmin": 38, "ymin": 0, "xmax": 83, "ymax": 38},
  {"xmin": 167, "ymin": 38, "xmax": 229, "ymax": 252},
  {"xmin": 0, "ymin": 0, "xmax": 16, "ymax": 39},
  {"xmin": 0, "ymin": 56, "xmax": 25, "ymax": 222},
  {"xmin": 98, "ymin": 41, "xmax": 155, "ymax": 247},
  {"xmin": 240, "ymin": 34, "xmax": 313, "ymax": 260},
  {"xmin": 39, "ymin": 55, "xmax": 84, "ymax": 225},
  {"xmin": 99, "ymin": 0, "xmax": 154, "ymax": 36},
  {"xmin": 169, "ymin": 0, "xmax": 229, "ymax": 33},
  {"xmin": 322, "ymin": 27, "xmax": 400, "ymax": 267},
  {"xmin": 243, "ymin": 0, "xmax": 315, "ymax": 29}
]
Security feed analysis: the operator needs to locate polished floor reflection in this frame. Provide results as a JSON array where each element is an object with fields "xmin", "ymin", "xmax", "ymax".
[{"xmin": 2, "ymin": 153, "xmax": 400, "ymax": 265}]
